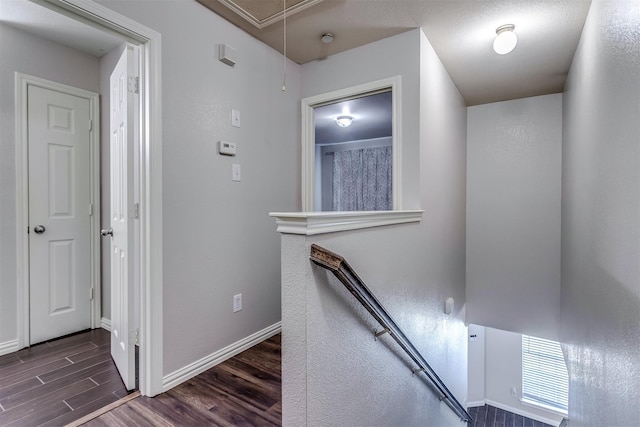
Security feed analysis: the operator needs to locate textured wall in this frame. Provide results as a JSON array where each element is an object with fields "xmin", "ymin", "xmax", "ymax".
[
  {"xmin": 281, "ymin": 29, "xmax": 468, "ymax": 426},
  {"xmin": 561, "ymin": 0, "xmax": 640, "ymax": 425},
  {"xmin": 466, "ymin": 94, "xmax": 562, "ymax": 340},
  {"xmin": 0, "ymin": 24, "xmax": 100, "ymax": 344},
  {"xmin": 97, "ymin": 0, "xmax": 300, "ymax": 375}
]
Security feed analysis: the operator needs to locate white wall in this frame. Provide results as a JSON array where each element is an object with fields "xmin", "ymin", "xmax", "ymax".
[
  {"xmin": 466, "ymin": 94, "xmax": 562, "ymax": 340},
  {"xmin": 484, "ymin": 327, "xmax": 564, "ymax": 426},
  {"xmin": 96, "ymin": 0, "xmax": 300, "ymax": 376},
  {"xmin": 561, "ymin": 0, "xmax": 640, "ymax": 425},
  {"xmin": 302, "ymin": 30, "xmax": 421, "ymax": 210},
  {"xmin": 0, "ymin": 23, "xmax": 101, "ymax": 345},
  {"xmin": 467, "ymin": 324, "xmax": 485, "ymax": 406},
  {"xmin": 281, "ymin": 28, "xmax": 468, "ymax": 426}
]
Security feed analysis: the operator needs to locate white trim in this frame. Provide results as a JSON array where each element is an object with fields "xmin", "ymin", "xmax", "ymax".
[
  {"xmin": 41, "ymin": 0, "xmax": 164, "ymax": 397},
  {"xmin": 162, "ymin": 322, "xmax": 281, "ymax": 392},
  {"xmin": 269, "ymin": 210, "xmax": 423, "ymax": 235},
  {"xmin": 15, "ymin": 74, "xmax": 102, "ymax": 348},
  {"xmin": 466, "ymin": 400, "xmax": 486, "ymax": 408},
  {"xmin": 217, "ymin": 0, "xmax": 323, "ymax": 29},
  {"xmin": 301, "ymin": 76, "xmax": 403, "ymax": 211},
  {"xmin": 0, "ymin": 340, "xmax": 20, "ymax": 357},
  {"xmin": 485, "ymin": 399, "xmax": 563, "ymax": 427},
  {"xmin": 101, "ymin": 317, "xmax": 112, "ymax": 331}
]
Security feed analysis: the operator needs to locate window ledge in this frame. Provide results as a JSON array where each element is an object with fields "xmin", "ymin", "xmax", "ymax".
[
  {"xmin": 520, "ymin": 398, "xmax": 568, "ymax": 417},
  {"xmin": 269, "ymin": 210, "xmax": 423, "ymax": 236}
]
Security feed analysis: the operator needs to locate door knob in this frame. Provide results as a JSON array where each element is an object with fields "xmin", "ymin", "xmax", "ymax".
[
  {"xmin": 33, "ymin": 225, "xmax": 46, "ymax": 234},
  {"xmin": 101, "ymin": 228, "xmax": 113, "ymax": 237}
]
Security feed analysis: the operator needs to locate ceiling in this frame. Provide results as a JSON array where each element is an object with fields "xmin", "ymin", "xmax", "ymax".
[
  {"xmin": 0, "ymin": 0, "xmax": 122, "ymax": 57},
  {"xmin": 0, "ymin": 0, "xmax": 592, "ymax": 106},
  {"xmin": 197, "ymin": 0, "xmax": 592, "ymax": 106},
  {"xmin": 315, "ymin": 91, "xmax": 392, "ymax": 145}
]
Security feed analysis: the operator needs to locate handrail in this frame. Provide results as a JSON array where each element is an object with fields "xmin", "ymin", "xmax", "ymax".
[{"xmin": 310, "ymin": 244, "xmax": 472, "ymax": 423}]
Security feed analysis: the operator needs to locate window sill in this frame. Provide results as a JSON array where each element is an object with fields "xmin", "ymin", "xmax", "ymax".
[
  {"xmin": 520, "ymin": 398, "xmax": 568, "ymax": 417},
  {"xmin": 269, "ymin": 210, "xmax": 423, "ymax": 236}
]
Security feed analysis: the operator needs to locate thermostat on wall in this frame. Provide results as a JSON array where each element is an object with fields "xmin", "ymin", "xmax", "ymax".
[{"xmin": 218, "ymin": 141, "xmax": 237, "ymax": 156}]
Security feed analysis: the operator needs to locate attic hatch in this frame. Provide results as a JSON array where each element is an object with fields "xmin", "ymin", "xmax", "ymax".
[{"xmin": 198, "ymin": 0, "xmax": 325, "ymax": 29}]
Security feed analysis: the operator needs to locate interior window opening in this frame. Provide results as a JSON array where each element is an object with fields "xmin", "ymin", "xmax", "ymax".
[{"xmin": 313, "ymin": 90, "xmax": 393, "ymax": 212}]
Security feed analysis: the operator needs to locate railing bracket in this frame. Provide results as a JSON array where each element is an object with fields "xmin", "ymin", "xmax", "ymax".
[
  {"xmin": 374, "ymin": 328, "xmax": 390, "ymax": 340},
  {"xmin": 411, "ymin": 367, "xmax": 425, "ymax": 377}
]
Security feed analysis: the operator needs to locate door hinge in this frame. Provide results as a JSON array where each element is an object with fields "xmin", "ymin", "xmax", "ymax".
[
  {"xmin": 134, "ymin": 203, "xmax": 140, "ymax": 219},
  {"xmin": 90, "ymin": 287, "xmax": 95, "ymax": 300},
  {"xmin": 128, "ymin": 76, "xmax": 139, "ymax": 94},
  {"xmin": 27, "ymin": 226, "xmax": 30, "ymax": 234},
  {"xmin": 89, "ymin": 119, "xmax": 93, "ymax": 131},
  {"xmin": 89, "ymin": 203, "xmax": 94, "ymax": 216}
]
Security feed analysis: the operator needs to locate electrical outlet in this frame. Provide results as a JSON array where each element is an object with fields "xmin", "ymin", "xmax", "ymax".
[{"xmin": 233, "ymin": 294, "xmax": 242, "ymax": 313}]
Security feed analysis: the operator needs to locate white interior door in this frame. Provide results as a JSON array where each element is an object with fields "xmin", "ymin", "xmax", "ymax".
[
  {"xmin": 28, "ymin": 85, "xmax": 92, "ymax": 345},
  {"xmin": 107, "ymin": 45, "xmax": 137, "ymax": 390}
]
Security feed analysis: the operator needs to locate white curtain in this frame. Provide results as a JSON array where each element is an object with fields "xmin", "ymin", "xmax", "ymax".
[{"xmin": 332, "ymin": 146, "xmax": 392, "ymax": 211}]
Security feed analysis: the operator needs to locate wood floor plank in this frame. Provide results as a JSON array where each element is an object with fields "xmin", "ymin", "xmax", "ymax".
[
  {"xmin": 65, "ymin": 379, "xmax": 126, "ymax": 410},
  {"xmin": 132, "ymin": 394, "xmax": 225, "ymax": 426},
  {"xmin": 42, "ymin": 392, "xmax": 122, "ymax": 426},
  {"xmin": 198, "ymin": 365, "xmax": 279, "ymax": 412},
  {"xmin": 0, "ymin": 378, "xmax": 96, "ymax": 423},
  {"xmin": 85, "ymin": 400, "xmax": 173, "ymax": 427},
  {"xmin": 67, "ymin": 344, "xmax": 110, "ymax": 363},
  {"xmin": 0, "ymin": 377, "xmax": 43, "ymax": 401},
  {"xmin": 0, "ymin": 361, "xmax": 110, "ymax": 410},
  {"xmin": 3, "ymin": 341, "xmax": 96, "ymax": 369},
  {"xmin": 83, "ymin": 334, "xmax": 282, "ymax": 426},
  {"xmin": 0, "ymin": 357, "xmax": 71, "ymax": 390},
  {"xmin": 3, "ymin": 400, "xmax": 71, "ymax": 427},
  {"xmin": 38, "ymin": 352, "xmax": 113, "ymax": 383}
]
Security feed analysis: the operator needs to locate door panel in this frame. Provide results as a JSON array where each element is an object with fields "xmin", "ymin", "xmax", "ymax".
[
  {"xmin": 109, "ymin": 45, "xmax": 136, "ymax": 390},
  {"xmin": 28, "ymin": 85, "xmax": 91, "ymax": 345}
]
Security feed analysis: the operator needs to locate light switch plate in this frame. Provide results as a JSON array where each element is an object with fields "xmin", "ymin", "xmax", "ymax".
[
  {"xmin": 232, "ymin": 163, "xmax": 241, "ymax": 181},
  {"xmin": 232, "ymin": 109, "xmax": 241, "ymax": 128}
]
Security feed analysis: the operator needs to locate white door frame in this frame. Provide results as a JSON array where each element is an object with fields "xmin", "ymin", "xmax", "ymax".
[
  {"xmin": 16, "ymin": 74, "xmax": 101, "ymax": 343},
  {"xmin": 14, "ymin": 0, "xmax": 163, "ymax": 397}
]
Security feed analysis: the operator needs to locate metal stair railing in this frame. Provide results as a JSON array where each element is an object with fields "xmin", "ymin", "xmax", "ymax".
[{"xmin": 310, "ymin": 243, "xmax": 472, "ymax": 423}]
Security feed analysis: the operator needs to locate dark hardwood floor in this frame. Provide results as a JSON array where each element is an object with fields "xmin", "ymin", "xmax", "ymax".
[
  {"xmin": 0, "ymin": 329, "xmax": 131, "ymax": 426},
  {"xmin": 83, "ymin": 333, "xmax": 282, "ymax": 426}
]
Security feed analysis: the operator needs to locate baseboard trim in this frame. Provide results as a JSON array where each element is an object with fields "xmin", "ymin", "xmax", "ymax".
[
  {"xmin": 467, "ymin": 400, "xmax": 486, "ymax": 408},
  {"xmin": 0, "ymin": 339, "xmax": 19, "ymax": 356},
  {"xmin": 485, "ymin": 399, "xmax": 562, "ymax": 427},
  {"xmin": 162, "ymin": 322, "xmax": 281, "ymax": 392},
  {"xmin": 100, "ymin": 317, "xmax": 111, "ymax": 331}
]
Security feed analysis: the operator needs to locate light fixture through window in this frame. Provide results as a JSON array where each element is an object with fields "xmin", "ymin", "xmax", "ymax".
[
  {"xmin": 336, "ymin": 115, "xmax": 353, "ymax": 127},
  {"xmin": 493, "ymin": 24, "xmax": 517, "ymax": 55}
]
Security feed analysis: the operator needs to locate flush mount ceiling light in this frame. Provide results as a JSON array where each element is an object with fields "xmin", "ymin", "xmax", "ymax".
[
  {"xmin": 336, "ymin": 115, "xmax": 353, "ymax": 127},
  {"xmin": 321, "ymin": 33, "xmax": 334, "ymax": 44},
  {"xmin": 493, "ymin": 24, "xmax": 517, "ymax": 55}
]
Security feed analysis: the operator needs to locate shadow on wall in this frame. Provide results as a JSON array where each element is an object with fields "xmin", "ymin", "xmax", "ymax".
[
  {"xmin": 311, "ymin": 262, "xmax": 450, "ymax": 405},
  {"xmin": 561, "ymin": 263, "xmax": 640, "ymax": 426}
]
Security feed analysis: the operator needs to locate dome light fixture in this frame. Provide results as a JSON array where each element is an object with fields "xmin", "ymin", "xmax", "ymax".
[
  {"xmin": 336, "ymin": 115, "xmax": 353, "ymax": 127},
  {"xmin": 321, "ymin": 33, "xmax": 334, "ymax": 44},
  {"xmin": 493, "ymin": 24, "xmax": 517, "ymax": 55}
]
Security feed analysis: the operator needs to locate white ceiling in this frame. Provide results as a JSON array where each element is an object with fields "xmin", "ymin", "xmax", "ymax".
[
  {"xmin": 198, "ymin": 0, "xmax": 592, "ymax": 106},
  {"xmin": 0, "ymin": 0, "xmax": 122, "ymax": 57}
]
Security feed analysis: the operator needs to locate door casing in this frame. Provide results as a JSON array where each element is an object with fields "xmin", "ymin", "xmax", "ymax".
[{"xmin": 14, "ymin": 0, "xmax": 163, "ymax": 397}]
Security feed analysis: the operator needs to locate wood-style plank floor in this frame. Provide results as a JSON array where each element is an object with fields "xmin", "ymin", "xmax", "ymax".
[
  {"xmin": 83, "ymin": 333, "xmax": 282, "ymax": 426},
  {"xmin": 468, "ymin": 405, "xmax": 556, "ymax": 427},
  {"xmin": 0, "ymin": 329, "xmax": 131, "ymax": 426}
]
